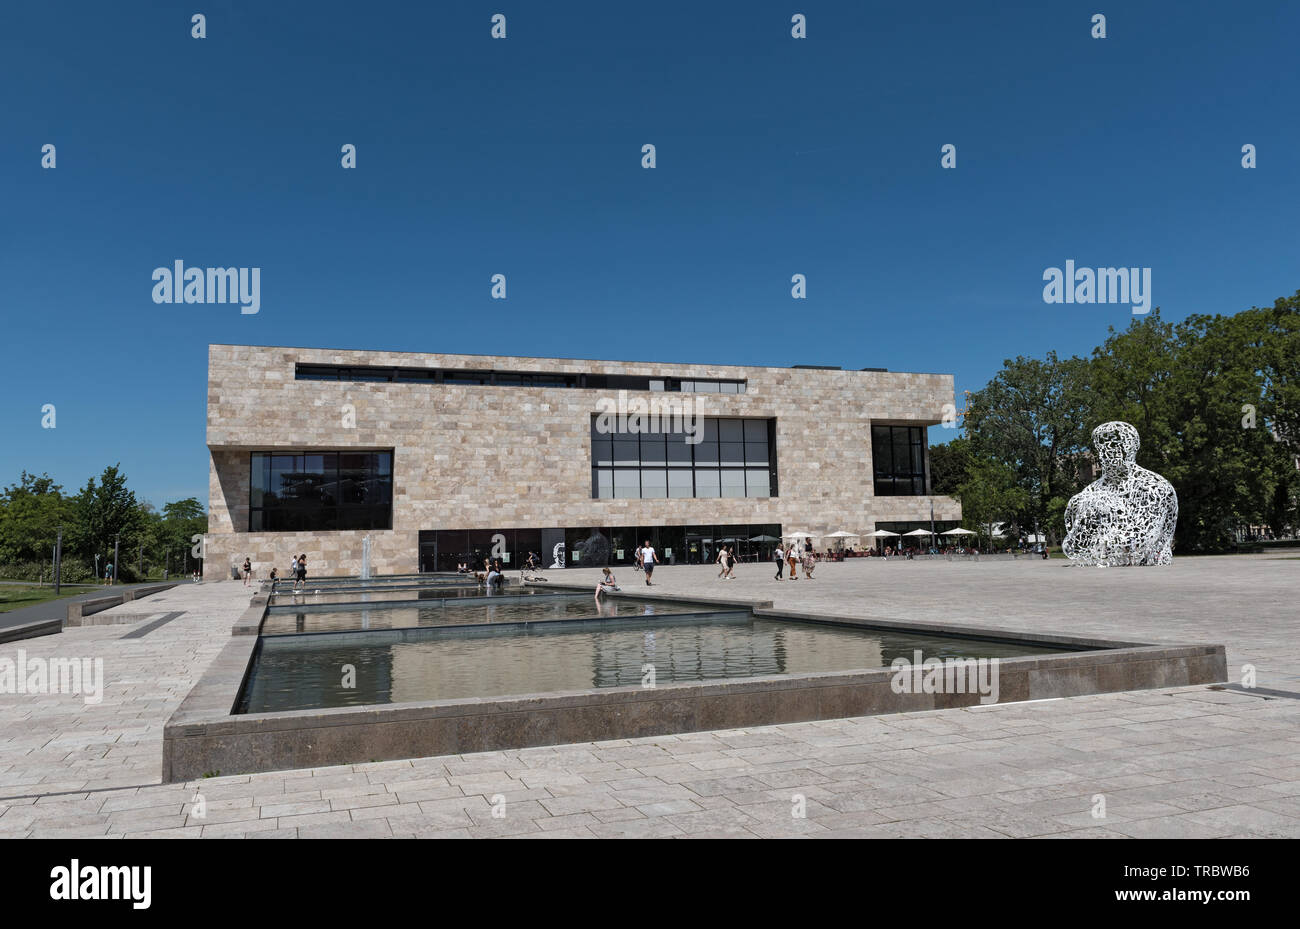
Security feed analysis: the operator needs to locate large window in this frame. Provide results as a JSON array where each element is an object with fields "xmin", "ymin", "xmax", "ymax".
[
  {"xmin": 297, "ymin": 363, "xmax": 745, "ymax": 394},
  {"xmin": 871, "ymin": 425, "xmax": 927, "ymax": 496},
  {"xmin": 250, "ymin": 451, "xmax": 393, "ymax": 531},
  {"xmin": 591, "ymin": 417, "xmax": 776, "ymax": 499}
]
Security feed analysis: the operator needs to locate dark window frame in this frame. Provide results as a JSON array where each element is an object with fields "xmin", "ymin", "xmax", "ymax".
[
  {"xmin": 871, "ymin": 425, "xmax": 928, "ymax": 496},
  {"xmin": 248, "ymin": 449, "xmax": 394, "ymax": 532},
  {"xmin": 591, "ymin": 417, "xmax": 777, "ymax": 500},
  {"xmin": 295, "ymin": 363, "xmax": 745, "ymax": 394}
]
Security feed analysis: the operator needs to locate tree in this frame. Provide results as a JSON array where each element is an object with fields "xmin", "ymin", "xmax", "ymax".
[
  {"xmin": 0, "ymin": 472, "xmax": 72, "ymax": 564},
  {"xmin": 1088, "ymin": 310, "xmax": 1289, "ymax": 550},
  {"xmin": 159, "ymin": 497, "xmax": 207, "ymax": 574},
  {"xmin": 963, "ymin": 352, "xmax": 1091, "ymax": 544},
  {"xmin": 928, "ymin": 437, "xmax": 972, "ymax": 496},
  {"xmin": 71, "ymin": 465, "xmax": 146, "ymax": 570},
  {"xmin": 956, "ymin": 456, "xmax": 1029, "ymax": 552},
  {"xmin": 1255, "ymin": 291, "xmax": 1300, "ymax": 455}
]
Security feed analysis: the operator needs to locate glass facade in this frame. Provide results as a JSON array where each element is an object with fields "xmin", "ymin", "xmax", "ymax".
[
  {"xmin": 591, "ymin": 417, "xmax": 777, "ymax": 499},
  {"xmin": 249, "ymin": 451, "xmax": 393, "ymax": 531},
  {"xmin": 418, "ymin": 524, "xmax": 784, "ymax": 572},
  {"xmin": 871, "ymin": 425, "xmax": 927, "ymax": 496}
]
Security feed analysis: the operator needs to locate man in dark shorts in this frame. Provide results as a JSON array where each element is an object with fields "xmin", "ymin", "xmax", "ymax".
[{"xmin": 641, "ymin": 539, "xmax": 659, "ymax": 585}]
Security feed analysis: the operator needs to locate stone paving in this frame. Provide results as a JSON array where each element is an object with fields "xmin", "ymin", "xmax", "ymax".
[{"xmin": 1, "ymin": 556, "xmax": 1297, "ymax": 838}]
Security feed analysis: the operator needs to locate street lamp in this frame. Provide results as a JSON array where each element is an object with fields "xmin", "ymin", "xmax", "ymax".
[{"xmin": 53, "ymin": 526, "xmax": 62, "ymax": 595}]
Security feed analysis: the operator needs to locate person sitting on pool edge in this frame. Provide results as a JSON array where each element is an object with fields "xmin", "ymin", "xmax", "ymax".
[{"xmin": 595, "ymin": 567, "xmax": 620, "ymax": 599}]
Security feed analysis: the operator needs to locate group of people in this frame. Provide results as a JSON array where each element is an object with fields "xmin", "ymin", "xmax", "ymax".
[
  {"xmin": 477, "ymin": 556, "xmax": 506, "ymax": 588},
  {"xmin": 774, "ymin": 539, "xmax": 817, "ymax": 580},
  {"xmin": 249, "ymin": 554, "xmax": 308, "ymax": 592},
  {"xmin": 715, "ymin": 545, "xmax": 740, "ymax": 580}
]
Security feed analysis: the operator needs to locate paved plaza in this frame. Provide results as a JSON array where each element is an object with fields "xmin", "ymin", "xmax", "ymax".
[{"xmin": 0, "ymin": 556, "xmax": 1296, "ymax": 838}]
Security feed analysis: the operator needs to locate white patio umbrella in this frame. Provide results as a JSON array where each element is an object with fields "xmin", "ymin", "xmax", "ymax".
[
  {"xmin": 903, "ymin": 528, "xmax": 935, "ymax": 551},
  {"xmin": 781, "ymin": 530, "xmax": 816, "ymax": 539},
  {"xmin": 867, "ymin": 529, "xmax": 900, "ymax": 537},
  {"xmin": 824, "ymin": 529, "xmax": 860, "ymax": 551},
  {"xmin": 941, "ymin": 528, "xmax": 977, "ymax": 535}
]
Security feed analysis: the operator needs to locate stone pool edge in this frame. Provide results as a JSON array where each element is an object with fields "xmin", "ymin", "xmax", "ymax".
[{"xmin": 161, "ymin": 588, "xmax": 1227, "ymax": 782}]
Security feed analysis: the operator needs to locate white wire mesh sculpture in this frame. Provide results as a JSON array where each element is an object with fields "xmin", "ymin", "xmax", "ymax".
[{"xmin": 1063, "ymin": 421, "xmax": 1178, "ymax": 566}]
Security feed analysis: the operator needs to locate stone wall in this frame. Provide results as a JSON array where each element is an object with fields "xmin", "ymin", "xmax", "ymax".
[{"xmin": 204, "ymin": 344, "xmax": 961, "ymax": 578}]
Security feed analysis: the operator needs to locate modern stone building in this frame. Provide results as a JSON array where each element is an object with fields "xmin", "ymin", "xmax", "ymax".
[{"xmin": 205, "ymin": 344, "xmax": 961, "ymax": 577}]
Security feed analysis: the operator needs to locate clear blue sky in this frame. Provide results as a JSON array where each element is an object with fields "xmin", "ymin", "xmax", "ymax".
[{"xmin": 3, "ymin": 1, "xmax": 1297, "ymax": 508}]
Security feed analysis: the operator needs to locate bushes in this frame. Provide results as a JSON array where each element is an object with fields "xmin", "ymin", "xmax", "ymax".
[{"xmin": 0, "ymin": 559, "xmax": 95, "ymax": 584}]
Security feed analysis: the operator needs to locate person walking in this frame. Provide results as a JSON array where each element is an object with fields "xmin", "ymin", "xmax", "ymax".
[
  {"xmin": 633, "ymin": 544, "xmax": 644, "ymax": 573},
  {"xmin": 716, "ymin": 547, "xmax": 728, "ymax": 579},
  {"xmin": 641, "ymin": 539, "xmax": 660, "ymax": 585},
  {"xmin": 803, "ymin": 539, "xmax": 817, "ymax": 579},
  {"xmin": 242, "ymin": 557, "xmax": 253, "ymax": 587},
  {"xmin": 787, "ymin": 542, "xmax": 799, "ymax": 580},
  {"xmin": 294, "ymin": 554, "xmax": 308, "ymax": 591},
  {"xmin": 103, "ymin": 561, "xmax": 114, "ymax": 586},
  {"xmin": 773, "ymin": 543, "xmax": 785, "ymax": 580}
]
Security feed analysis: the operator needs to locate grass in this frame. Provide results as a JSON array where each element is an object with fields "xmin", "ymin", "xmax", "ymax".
[{"xmin": 0, "ymin": 584, "xmax": 90, "ymax": 613}]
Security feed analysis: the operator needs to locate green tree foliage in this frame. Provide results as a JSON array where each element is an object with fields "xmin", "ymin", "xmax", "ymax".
[
  {"xmin": 1254, "ymin": 292, "xmax": 1300, "ymax": 453},
  {"xmin": 960, "ymin": 296, "xmax": 1300, "ymax": 554},
  {"xmin": 159, "ymin": 497, "xmax": 208, "ymax": 570},
  {"xmin": 962, "ymin": 352, "xmax": 1091, "ymax": 544},
  {"xmin": 1089, "ymin": 310, "xmax": 1292, "ymax": 551},
  {"xmin": 0, "ymin": 465, "xmax": 205, "ymax": 580},
  {"xmin": 71, "ymin": 465, "xmax": 146, "ymax": 567},
  {"xmin": 956, "ymin": 456, "xmax": 1029, "ymax": 551},
  {"xmin": 0, "ymin": 472, "xmax": 73, "ymax": 564},
  {"xmin": 928, "ymin": 437, "xmax": 972, "ymax": 496}
]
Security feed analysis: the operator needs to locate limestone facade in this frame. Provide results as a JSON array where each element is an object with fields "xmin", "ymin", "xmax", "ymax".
[{"xmin": 205, "ymin": 344, "xmax": 961, "ymax": 577}]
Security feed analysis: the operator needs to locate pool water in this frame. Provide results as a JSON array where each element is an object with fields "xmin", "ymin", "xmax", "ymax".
[
  {"xmin": 238, "ymin": 607, "xmax": 1076, "ymax": 713},
  {"xmin": 260, "ymin": 594, "xmax": 724, "ymax": 635},
  {"xmin": 267, "ymin": 584, "xmax": 555, "ymax": 610}
]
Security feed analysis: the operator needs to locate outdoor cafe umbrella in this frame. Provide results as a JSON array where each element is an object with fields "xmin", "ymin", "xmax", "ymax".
[
  {"xmin": 748, "ymin": 535, "xmax": 781, "ymax": 542},
  {"xmin": 941, "ymin": 528, "xmax": 976, "ymax": 535},
  {"xmin": 824, "ymin": 529, "xmax": 860, "ymax": 551},
  {"xmin": 867, "ymin": 529, "xmax": 900, "ymax": 537},
  {"xmin": 903, "ymin": 528, "xmax": 935, "ymax": 550}
]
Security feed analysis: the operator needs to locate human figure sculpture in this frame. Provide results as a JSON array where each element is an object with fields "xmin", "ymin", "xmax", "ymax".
[{"xmin": 1063, "ymin": 421, "xmax": 1178, "ymax": 566}]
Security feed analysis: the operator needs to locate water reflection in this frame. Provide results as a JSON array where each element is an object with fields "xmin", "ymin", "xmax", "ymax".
[{"xmin": 239, "ymin": 614, "xmax": 1071, "ymax": 713}]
